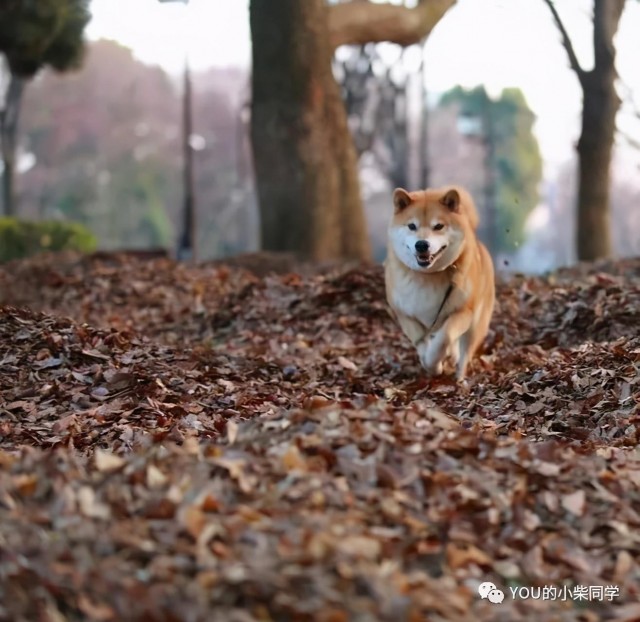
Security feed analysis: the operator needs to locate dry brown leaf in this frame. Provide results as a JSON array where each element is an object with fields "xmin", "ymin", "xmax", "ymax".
[
  {"xmin": 77, "ymin": 486, "xmax": 110, "ymax": 520},
  {"xmin": 533, "ymin": 461, "xmax": 561, "ymax": 477},
  {"xmin": 446, "ymin": 542, "xmax": 492, "ymax": 569},
  {"xmin": 609, "ymin": 603, "xmax": 640, "ymax": 622},
  {"xmin": 337, "ymin": 356, "xmax": 357, "ymax": 371},
  {"xmin": 147, "ymin": 464, "xmax": 168, "ymax": 488},
  {"xmin": 77, "ymin": 595, "xmax": 115, "ymax": 621},
  {"xmin": 94, "ymin": 449, "xmax": 125, "ymax": 473},
  {"xmin": 281, "ymin": 445, "xmax": 307, "ymax": 472},
  {"xmin": 561, "ymin": 490, "xmax": 586, "ymax": 516},
  {"xmin": 614, "ymin": 550, "xmax": 634, "ymax": 581},
  {"xmin": 13, "ymin": 474, "xmax": 38, "ymax": 496},
  {"xmin": 338, "ymin": 535, "xmax": 381, "ymax": 560},
  {"xmin": 227, "ymin": 420, "xmax": 239, "ymax": 445},
  {"xmin": 180, "ymin": 506, "xmax": 207, "ymax": 539}
]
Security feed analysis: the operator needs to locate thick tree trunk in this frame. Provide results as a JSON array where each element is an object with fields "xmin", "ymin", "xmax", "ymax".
[
  {"xmin": 542, "ymin": 0, "xmax": 625, "ymax": 262},
  {"xmin": 1, "ymin": 159, "xmax": 14, "ymax": 217},
  {"xmin": 0, "ymin": 74, "xmax": 24, "ymax": 217},
  {"xmin": 250, "ymin": 0, "xmax": 371, "ymax": 262},
  {"xmin": 573, "ymin": 0, "xmax": 625, "ymax": 262},
  {"xmin": 576, "ymin": 70, "xmax": 620, "ymax": 261}
]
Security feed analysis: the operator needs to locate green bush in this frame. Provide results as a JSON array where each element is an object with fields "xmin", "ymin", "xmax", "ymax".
[{"xmin": 0, "ymin": 218, "xmax": 97, "ymax": 263}]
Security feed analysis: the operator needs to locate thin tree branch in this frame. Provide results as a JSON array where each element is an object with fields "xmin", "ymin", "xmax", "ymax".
[
  {"xmin": 621, "ymin": 102, "xmax": 640, "ymax": 122},
  {"xmin": 618, "ymin": 78, "xmax": 635, "ymax": 103},
  {"xmin": 541, "ymin": 0, "xmax": 586, "ymax": 87},
  {"xmin": 328, "ymin": 0, "xmax": 456, "ymax": 50},
  {"xmin": 617, "ymin": 78, "xmax": 640, "ymax": 121},
  {"xmin": 617, "ymin": 127, "xmax": 640, "ymax": 151}
]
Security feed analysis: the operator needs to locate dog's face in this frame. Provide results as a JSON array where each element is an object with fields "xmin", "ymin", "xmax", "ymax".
[{"xmin": 388, "ymin": 187, "xmax": 470, "ymax": 273}]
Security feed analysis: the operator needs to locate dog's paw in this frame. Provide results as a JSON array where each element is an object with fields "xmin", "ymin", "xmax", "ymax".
[
  {"xmin": 417, "ymin": 339, "xmax": 447, "ymax": 377},
  {"xmin": 422, "ymin": 360, "xmax": 443, "ymax": 376},
  {"xmin": 442, "ymin": 355, "xmax": 458, "ymax": 376}
]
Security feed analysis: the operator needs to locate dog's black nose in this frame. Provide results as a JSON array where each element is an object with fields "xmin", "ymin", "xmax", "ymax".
[{"xmin": 415, "ymin": 240, "xmax": 430, "ymax": 254}]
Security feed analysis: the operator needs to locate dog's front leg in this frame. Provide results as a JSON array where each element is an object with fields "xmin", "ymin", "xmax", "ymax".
[
  {"xmin": 394, "ymin": 312, "xmax": 427, "ymax": 347},
  {"xmin": 417, "ymin": 335, "xmax": 444, "ymax": 376},
  {"xmin": 419, "ymin": 308, "xmax": 473, "ymax": 378}
]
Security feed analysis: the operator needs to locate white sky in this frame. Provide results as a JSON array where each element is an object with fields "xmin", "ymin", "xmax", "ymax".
[{"xmin": 87, "ymin": 0, "xmax": 640, "ymax": 177}]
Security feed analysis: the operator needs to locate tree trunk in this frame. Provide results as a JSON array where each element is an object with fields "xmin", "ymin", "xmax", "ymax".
[
  {"xmin": 177, "ymin": 56, "xmax": 196, "ymax": 261},
  {"xmin": 250, "ymin": 0, "xmax": 371, "ymax": 262},
  {"xmin": 542, "ymin": 0, "xmax": 625, "ymax": 262},
  {"xmin": 0, "ymin": 74, "xmax": 24, "ymax": 217},
  {"xmin": 2, "ymin": 158, "xmax": 14, "ymax": 217},
  {"xmin": 576, "ymin": 70, "xmax": 620, "ymax": 261},
  {"xmin": 573, "ymin": 0, "xmax": 624, "ymax": 261}
]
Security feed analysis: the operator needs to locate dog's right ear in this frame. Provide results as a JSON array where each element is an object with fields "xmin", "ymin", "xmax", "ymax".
[{"xmin": 393, "ymin": 188, "xmax": 412, "ymax": 213}]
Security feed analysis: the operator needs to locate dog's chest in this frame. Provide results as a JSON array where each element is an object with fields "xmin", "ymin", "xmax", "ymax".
[{"xmin": 391, "ymin": 272, "xmax": 451, "ymax": 328}]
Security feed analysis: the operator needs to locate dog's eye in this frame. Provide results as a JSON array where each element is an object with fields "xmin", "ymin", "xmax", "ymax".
[
  {"xmin": 434, "ymin": 223, "xmax": 444, "ymax": 231},
  {"xmin": 407, "ymin": 223, "xmax": 417, "ymax": 231}
]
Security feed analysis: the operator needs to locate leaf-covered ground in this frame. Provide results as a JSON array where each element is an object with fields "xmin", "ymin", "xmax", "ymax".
[{"xmin": 1, "ymin": 252, "xmax": 639, "ymax": 622}]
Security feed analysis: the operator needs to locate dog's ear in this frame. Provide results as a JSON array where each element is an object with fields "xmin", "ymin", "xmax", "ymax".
[
  {"xmin": 393, "ymin": 188, "xmax": 412, "ymax": 213},
  {"xmin": 440, "ymin": 189, "xmax": 460, "ymax": 212}
]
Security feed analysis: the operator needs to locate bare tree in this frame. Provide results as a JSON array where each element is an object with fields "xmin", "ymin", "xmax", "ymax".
[
  {"xmin": 249, "ymin": 0, "xmax": 455, "ymax": 262},
  {"xmin": 336, "ymin": 44, "xmax": 415, "ymax": 189},
  {"xmin": 542, "ymin": 0, "xmax": 626, "ymax": 261}
]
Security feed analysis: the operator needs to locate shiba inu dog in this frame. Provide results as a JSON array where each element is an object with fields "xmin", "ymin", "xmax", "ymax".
[{"xmin": 384, "ymin": 186, "xmax": 495, "ymax": 380}]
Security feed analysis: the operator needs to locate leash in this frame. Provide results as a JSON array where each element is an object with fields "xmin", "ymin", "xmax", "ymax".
[
  {"xmin": 404, "ymin": 281, "xmax": 455, "ymax": 346},
  {"xmin": 428, "ymin": 262, "xmax": 457, "ymax": 333},
  {"xmin": 387, "ymin": 262, "xmax": 458, "ymax": 345},
  {"xmin": 429, "ymin": 282, "xmax": 454, "ymax": 332}
]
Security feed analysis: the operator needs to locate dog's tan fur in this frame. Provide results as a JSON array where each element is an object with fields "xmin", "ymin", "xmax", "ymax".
[{"xmin": 384, "ymin": 185, "xmax": 495, "ymax": 380}]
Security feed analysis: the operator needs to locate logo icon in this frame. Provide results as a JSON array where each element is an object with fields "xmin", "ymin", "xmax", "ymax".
[{"xmin": 478, "ymin": 581, "xmax": 505, "ymax": 604}]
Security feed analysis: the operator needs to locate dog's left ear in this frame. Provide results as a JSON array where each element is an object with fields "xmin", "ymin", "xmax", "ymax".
[{"xmin": 440, "ymin": 189, "xmax": 460, "ymax": 212}]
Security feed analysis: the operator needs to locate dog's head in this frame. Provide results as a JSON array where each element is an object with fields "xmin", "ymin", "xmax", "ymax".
[{"xmin": 388, "ymin": 186, "xmax": 478, "ymax": 273}]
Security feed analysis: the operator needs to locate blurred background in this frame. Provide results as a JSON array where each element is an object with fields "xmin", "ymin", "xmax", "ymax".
[{"xmin": 1, "ymin": 0, "xmax": 640, "ymax": 273}]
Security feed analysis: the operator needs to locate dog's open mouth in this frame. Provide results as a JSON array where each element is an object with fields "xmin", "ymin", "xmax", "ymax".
[{"xmin": 416, "ymin": 245, "xmax": 446, "ymax": 268}]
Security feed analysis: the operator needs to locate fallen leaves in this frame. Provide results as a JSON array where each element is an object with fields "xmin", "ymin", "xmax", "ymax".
[{"xmin": 0, "ymin": 252, "xmax": 640, "ymax": 620}]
